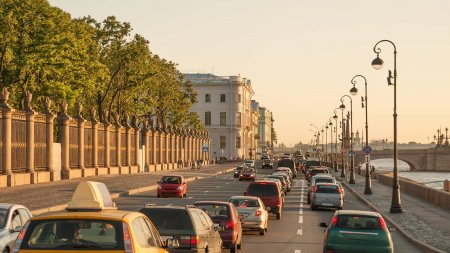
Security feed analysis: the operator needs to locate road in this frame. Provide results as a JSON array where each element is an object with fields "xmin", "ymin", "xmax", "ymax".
[{"xmin": 115, "ymin": 163, "xmax": 424, "ymax": 253}]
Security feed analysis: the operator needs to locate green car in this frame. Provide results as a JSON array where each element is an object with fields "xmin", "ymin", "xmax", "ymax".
[{"xmin": 319, "ymin": 210, "xmax": 394, "ymax": 253}]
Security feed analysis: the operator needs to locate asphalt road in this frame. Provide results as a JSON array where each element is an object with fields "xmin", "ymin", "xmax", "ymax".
[{"xmin": 115, "ymin": 163, "xmax": 425, "ymax": 253}]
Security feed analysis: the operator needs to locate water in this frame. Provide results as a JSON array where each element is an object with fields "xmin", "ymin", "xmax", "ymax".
[{"xmin": 360, "ymin": 159, "xmax": 450, "ymax": 190}]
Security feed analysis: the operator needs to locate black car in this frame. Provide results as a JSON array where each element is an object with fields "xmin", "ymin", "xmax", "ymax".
[
  {"xmin": 140, "ymin": 205, "xmax": 223, "ymax": 253},
  {"xmin": 233, "ymin": 166, "xmax": 248, "ymax": 178},
  {"xmin": 262, "ymin": 159, "xmax": 273, "ymax": 169},
  {"xmin": 277, "ymin": 159, "xmax": 297, "ymax": 178}
]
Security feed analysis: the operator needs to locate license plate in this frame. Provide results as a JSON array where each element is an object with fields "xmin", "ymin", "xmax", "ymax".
[
  {"xmin": 161, "ymin": 236, "xmax": 173, "ymax": 241},
  {"xmin": 322, "ymin": 203, "xmax": 333, "ymax": 207}
]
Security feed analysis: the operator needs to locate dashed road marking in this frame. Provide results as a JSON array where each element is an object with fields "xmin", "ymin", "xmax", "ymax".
[
  {"xmin": 300, "ymin": 203, "xmax": 303, "ymax": 208},
  {"xmin": 204, "ymin": 190, "xmax": 209, "ymax": 193},
  {"xmin": 298, "ymin": 216, "xmax": 303, "ymax": 224},
  {"xmin": 216, "ymin": 186, "xmax": 221, "ymax": 189},
  {"xmin": 294, "ymin": 250, "xmax": 301, "ymax": 253},
  {"xmin": 167, "ymin": 204, "xmax": 173, "ymax": 206},
  {"xmin": 299, "ymin": 209, "xmax": 303, "ymax": 215},
  {"xmin": 188, "ymin": 196, "xmax": 193, "ymax": 199},
  {"xmin": 297, "ymin": 229, "xmax": 303, "ymax": 235}
]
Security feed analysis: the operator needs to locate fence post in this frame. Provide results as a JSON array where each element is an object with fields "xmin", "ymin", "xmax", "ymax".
[
  {"xmin": 169, "ymin": 126, "xmax": 174, "ymax": 165},
  {"xmin": 1, "ymin": 88, "xmax": 13, "ymax": 177},
  {"xmin": 163, "ymin": 123, "xmax": 169, "ymax": 169},
  {"xmin": 91, "ymin": 108, "xmax": 98, "ymax": 171},
  {"xmin": 44, "ymin": 98, "xmax": 55, "ymax": 179},
  {"xmin": 75, "ymin": 103, "xmax": 85, "ymax": 172},
  {"xmin": 125, "ymin": 114, "xmax": 132, "ymax": 170},
  {"xmin": 444, "ymin": 179, "xmax": 450, "ymax": 192},
  {"xmin": 112, "ymin": 112, "xmax": 122, "ymax": 171},
  {"xmin": 103, "ymin": 111, "xmax": 111, "ymax": 171},
  {"xmin": 151, "ymin": 119, "xmax": 157, "ymax": 168},
  {"xmin": 141, "ymin": 119, "xmax": 150, "ymax": 172},
  {"xmin": 58, "ymin": 101, "xmax": 71, "ymax": 179},
  {"xmin": 132, "ymin": 115, "xmax": 140, "ymax": 172}
]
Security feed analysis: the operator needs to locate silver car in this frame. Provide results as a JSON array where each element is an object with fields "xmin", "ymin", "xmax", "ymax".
[
  {"xmin": 228, "ymin": 196, "xmax": 269, "ymax": 235},
  {"xmin": 0, "ymin": 204, "xmax": 32, "ymax": 253},
  {"xmin": 310, "ymin": 183, "xmax": 343, "ymax": 211},
  {"xmin": 307, "ymin": 174, "xmax": 336, "ymax": 204}
]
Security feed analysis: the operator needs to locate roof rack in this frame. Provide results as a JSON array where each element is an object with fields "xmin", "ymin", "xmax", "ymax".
[
  {"xmin": 185, "ymin": 205, "xmax": 197, "ymax": 209},
  {"xmin": 144, "ymin": 203, "xmax": 157, "ymax": 208}
]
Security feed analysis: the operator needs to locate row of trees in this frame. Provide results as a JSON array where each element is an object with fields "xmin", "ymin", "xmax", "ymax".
[{"xmin": 0, "ymin": 0, "xmax": 201, "ymax": 128}]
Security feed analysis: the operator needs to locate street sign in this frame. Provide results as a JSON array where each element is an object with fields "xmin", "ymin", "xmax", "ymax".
[
  {"xmin": 363, "ymin": 145, "xmax": 373, "ymax": 155},
  {"xmin": 348, "ymin": 151, "xmax": 355, "ymax": 157},
  {"xmin": 202, "ymin": 145, "xmax": 209, "ymax": 152}
]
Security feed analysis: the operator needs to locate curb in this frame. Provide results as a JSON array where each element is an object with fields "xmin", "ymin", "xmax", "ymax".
[
  {"xmin": 31, "ymin": 167, "xmax": 235, "ymax": 216},
  {"xmin": 340, "ymin": 179, "xmax": 446, "ymax": 253}
]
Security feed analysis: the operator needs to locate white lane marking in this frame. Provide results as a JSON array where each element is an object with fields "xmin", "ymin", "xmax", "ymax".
[
  {"xmin": 204, "ymin": 190, "xmax": 209, "ymax": 193},
  {"xmin": 188, "ymin": 196, "xmax": 193, "ymax": 199},
  {"xmin": 298, "ymin": 216, "xmax": 303, "ymax": 224},
  {"xmin": 297, "ymin": 229, "xmax": 303, "ymax": 235},
  {"xmin": 216, "ymin": 186, "xmax": 221, "ymax": 189},
  {"xmin": 226, "ymin": 182, "xmax": 230, "ymax": 184},
  {"xmin": 167, "ymin": 204, "xmax": 173, "ymax": 206},
  {"xmin": 300, "ymin": 202, "xmax": 303, "ymax": 208},
  {"xmin": 295, "ymin": 250, "xmax": 301, "ymax": 253},
  {"xmin": 299, "ymin": 208, "xmax": 303, "ymax": 215}
]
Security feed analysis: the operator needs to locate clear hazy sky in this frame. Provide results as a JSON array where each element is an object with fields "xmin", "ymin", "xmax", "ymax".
[{"xmin": 49, "ymin": 0, "xmax": 450, "ymax": 146}]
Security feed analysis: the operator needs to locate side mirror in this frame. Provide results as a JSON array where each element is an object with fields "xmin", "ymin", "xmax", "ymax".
[
  {"xmin": 214, "ymin": 223, "xmax": 224, "ymax": 232},
  {"xmin": 266, "ymin": 207, "xmax": 271, "ymax": 211},
  {"xmin": 12, "ymin": 226, "xmax": 22, "ymax": 233},
  {"xmin": 165, "ymin": 238, "xmax": 180, "ymax": 249},
  {"xmin": 318, "ymin": 222, "xmax": 328, "ymax": 228}
]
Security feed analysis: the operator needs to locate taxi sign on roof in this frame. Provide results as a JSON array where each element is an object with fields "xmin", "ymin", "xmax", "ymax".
[{"xmin": 66, "ymin": 181, "xmax": 116, "ymax": 211}]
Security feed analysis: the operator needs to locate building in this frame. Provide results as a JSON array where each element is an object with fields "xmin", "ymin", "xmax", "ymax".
[
  {"xmin": 185, "ymin": 73, "xmax": 254, "ymax": 160},
  {"xmin": 258, "ymin": 107, "xmax": 273, "ymax": 153},
  {"xmin": 250, "ymin": 100, "xmax": 260, "ymax": 159}
]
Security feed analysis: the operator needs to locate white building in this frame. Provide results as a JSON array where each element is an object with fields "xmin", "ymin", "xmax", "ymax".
[
  {"xmin": 258, "ymin": 107, "xmax": 273, "ymax": 153},
  {"xmin": 185, "ymin": 74, "xmax": 254, "ymax": 160}
]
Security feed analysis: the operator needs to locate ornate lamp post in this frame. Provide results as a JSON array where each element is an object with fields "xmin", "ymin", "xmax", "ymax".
[
  {"xmin": 371, "ymin": 39, "xmax": 402, "ymax": 213},
  {"xmin": 333, "ymin": 110, "xmax": 339, "ymax": 172},
  {"xmin": 350, "ymin": 74, "xmax": 372, "ymax": 194},
  {"xmin": 325, "ymin": 125, "xmax": 329, "ymax": 161},
  {"xmin": 328, "ymin": 120, "xmax": 333, "ymax": 164},
  {"xmin": 339, "ymin": 105, "xmax": 346, "ymax": 178},
  {"xmin": 340, "ymin": 95, "xmax": 355, "ymax": 184}
]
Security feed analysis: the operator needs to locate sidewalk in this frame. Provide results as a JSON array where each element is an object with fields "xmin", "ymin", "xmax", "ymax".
[
  {"xmin": 332, "ymin": 169, "xmax": 450, "ymax": 253},
  {"xmin": 0, "ymin": 163, "xmax": 240, "ymax": 213}
]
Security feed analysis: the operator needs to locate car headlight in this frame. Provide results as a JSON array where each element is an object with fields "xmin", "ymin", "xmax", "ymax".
[
  {"xmin": 157, "ymin": 184, "xmax": 162, "ymax": 190},
  {"xmin": 177, "ymin": 186, "xmax": 183, "ymax": 191}
]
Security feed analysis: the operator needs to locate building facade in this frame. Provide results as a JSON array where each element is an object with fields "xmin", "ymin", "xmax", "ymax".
[
  {"xmin": 258, "ymin": 107, "xmax": 273, "ymax": 153},
  {"xmin": 250, "ymin": 100, "xmax": 260, "ymax": 159},
  {"xmin": 185, "ymin": 74, "xmax": 254, "ymax": 160}
]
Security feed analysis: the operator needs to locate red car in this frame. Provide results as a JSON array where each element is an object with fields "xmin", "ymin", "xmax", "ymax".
[
  {"xmin": 239, "ymin": 168, "xmax": 256, "ymax": 181},
  {"xmin": 245, "ymin": 181, "xmax": 284, "ymax": 220},
  {"xmin": 157, "ymin": 175, "xmax": 187, "ymax": 198},
  {"xmin": 194, "ymin": 201, "xmax": 243, "ymax": 253}
]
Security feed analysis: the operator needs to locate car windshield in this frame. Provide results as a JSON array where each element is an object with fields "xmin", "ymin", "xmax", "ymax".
[
  {"xmin": 235, "ymin": 167, "xmax": 244, "ymax": 171},
  {"xmin": 195, "ymin": 204, "xmax": 230, "ymax": 219},
  {"xmin": 263, "ymin": 159, "xmax": 272, "ymax": 163},
  {"xmin": 0, "ymin": 208, "xmax": 7, "ymax": 228},
  {"xmin": 311, "ymin": 170, "xmax": 328, "ymax": 176},
  {"xmin": 244, "ymin": 160, "xmax": 253, "ymax": 164},
  {"xmin": 22, "ymin": 219, "xmax": 123, "ymax": 250},
  {"xmin": 315, "ymin": 178, "xmax": 333, "ymax": 184},
  {"xmin": 161, "ymin": 176, "xmax": 181, "ymax": 184},
  {"xmin": 242, "ymin": 168, "xmax": 254, "ymax": 173},
  {"xmin": 306, "ymin": 160, "xmax": 321, "ymax": 168},
  {"xmin": 140, "ymin": 209, "xmax": 193, "ymax": 232},
  {"xmin": 248, "ymin": 184, "xmax": 278, "ymax": 196},
  {"xmin": 267, "ymin": 176, "xmax": 284, "ymax": 182},
  {"xmin": 336, "ymin": 215, "xmax": 382, "ymax": 230},
  {"xmin": 230, "ymin": 199, "xmax": 260, "ymax": 208},
  {"xmin": 317, "ymin": 185, "xmax": 340, "ymax": 193}
]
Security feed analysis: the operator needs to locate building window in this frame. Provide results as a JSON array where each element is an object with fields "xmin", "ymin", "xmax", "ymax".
[
  {"xmin": 220, "ymin": 112, "xmax": 226, "ymax": 126},
  {"xmin": 220, "ymin": 94, "xmax": 226, "ymax": 102},
  {"xmin": 205, "ymin": 111, "xmax": 211, "ymax": 126},
  {"xmin": 220, "ymin": 136, "xmax": 226, "ymax": 149},
  {"xmin": 236, "ymin": 94, "xmax": 241, "ymax": 103},
  {"xmin": 235, "ymin": 112, "xmax": 241, "ymax": 126},
  {"xmin": 205, "ymin": 94, "xmax": 211, "ymax": 103},
  {"xmin": 236, "ymin": 136, "xmax": 241, "ymax": 149}
]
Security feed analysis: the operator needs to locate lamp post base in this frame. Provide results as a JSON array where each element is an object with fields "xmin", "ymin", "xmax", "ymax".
[
  {"xmin": 390, "ymin": 207, "xmax": 403, "ymax": 213},
  {"xmin": 364, "ymin": 188, "xmax": 372, "ymax": 195}
]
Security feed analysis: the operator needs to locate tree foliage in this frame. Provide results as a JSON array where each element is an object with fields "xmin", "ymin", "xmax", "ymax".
[{"xmin": 0, "ymin": 0, "xmax": 201, "ymax": 128}]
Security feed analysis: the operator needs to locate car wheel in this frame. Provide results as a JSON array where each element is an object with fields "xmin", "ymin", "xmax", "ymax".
[
  {"xmin": 183, "ymin": 193, "xmax": 187, "ymax": 197},
  {"xmin": 239, "ymin": 178, "xmax": 242, "ymax": 181},
  {"xmin": 3, "ymin": 248, "xmax": 10, "ymax": 253},
  {"xmin": 259, "ymin": 228, "xmax": 266, "ymax": 235},
  {"xmin": 179, "ymin": 194, "xmax": 183, "ymax": 198},
  {"xmin": 276, "ymin": 213, "xmax": 281, "ymax": 220},
  {"xmin": 307, "ymin": 197, "xmax": 310, "ymax": 204},
  {"xmin": 230, "ymin": 244, "xmax": 237, "ymax": 253},
  {"xmin": 157, "ymin": 194, "xmax": 160, "ymax": 198},
  {"xmin": 237, "ymin": 239, "xmax": 242, "ymax": 249},
  {"xmin": 337, "ymin": 206, "xmax": 343, "ymax": 210},
  {"xmin": 311, "ymin": 205, "xmax": 317, "ymax": 211}
]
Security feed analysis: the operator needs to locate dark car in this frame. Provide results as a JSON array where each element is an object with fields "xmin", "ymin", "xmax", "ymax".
[
  {"xmin": 277, "ymin": 159, "xmax": 297, "ymax": 178},
  {"xmin": 194, "ymin": 201, "xmax": 243, "ymax": 253},
  {"xmin": 245, "ymin": 181, "xmax": 284, "ymax": 220},
  {"xmin": 262, "ymin": 159, "xmax": 273, "ymax": 169},
  {"xmin": 239, "ymin": 168, "xmax": 256, "ymax": 181},
  {"xmin": 233, "ymin": 166, "xmax": 247, "ymax": 178},
  {"xmin": 140, "ymin": 205, "xmax": 223, "ymax": 253},
  {"xmin": 305, "ymin": 159, "xmax": 321, "ymax": 173},
  {"xmin": 306, "ymin": 167, "xmax": 330, "ymax": 182}
]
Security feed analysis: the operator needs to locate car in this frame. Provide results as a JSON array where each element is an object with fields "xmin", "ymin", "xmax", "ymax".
[
  {"xmin": 305, "ymin": 159, "xmax": 321, "ymax": 173},
  {"xmin": 0, "ymin": 204, "xmax": 32, "ymax": 253},
  {"xmin": 272, "ymin": 172, "xmax": 292, "ymax": 186},
  {"xmin": 228, "ymin": 196, "xmax": 269, "ymax": 236},
  {"xmin": 264, "ymin": 175, "xmax": 289, "ymax": 193},
  {"xmin": 140, "ymin": 205, "xmax": 223, "ymax": 253},
  {"xmin": 11, "ymin": 181, "xmax": 179, "ymax": 253},
  {"xmin": 306, "ymin": 167, "xmax": 330, "ymax": 182},
  {"xmin": 233, "ymin": 166, "xmax": 247, "ymax": 178},
  {"xmin": 260, "ymin": 178, "xmax": 285, "ymax": 198},
  {"xmin": 244, "ymin": 181, "xmax": 284, "ymax": 220},
  {"xmin": 307, "ymin": 175, "xmax": 337, "ymax": 204},
  {"xmin": 277, "ymin": 159, "xmax": 297, "ymax": 178},
  {"xmin": 157, "ymin": 175, "xmax": 187, "ymax": 198},
  {"xmin": 319, "ymin": 210, "xmax": 394, "ymax": 253},
  {"xmin": 243, "ymin": 159, "xmax": 255, "ymax": 168},
  {"xmin": 239, "ymin": 168, "xmax": 256, "ymax": 181},
  {"xmin": 261, "ymin": 159, "xmax": 273, "ymax": 169},
  {"xmin": 193, "ymin": 201, "xmax": 243, "ymax": 253},
  {"xmin": 275, "ymin": 167, "xmax": 294, "ymax": 179},
  {"xmin": 310, "ymin": 183, "xmax": 344, "ymax": 210}
]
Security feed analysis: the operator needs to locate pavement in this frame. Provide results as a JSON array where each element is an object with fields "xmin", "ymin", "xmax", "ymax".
[
  {"xmin": 332, "ymin": 167, "xmax": 450, "ymax": 253},
  {"xmin": 0, "ymin": 162, "xmax": 240, "ymax": 213},
  {"xmin": 115, "ymin": 162, "xmax": 424, "ymax": 253}
]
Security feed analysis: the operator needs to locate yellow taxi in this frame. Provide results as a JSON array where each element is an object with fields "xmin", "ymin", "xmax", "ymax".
[{"xmin": 11, "ymin": 181, "xmax": 179, "ymax": 253}]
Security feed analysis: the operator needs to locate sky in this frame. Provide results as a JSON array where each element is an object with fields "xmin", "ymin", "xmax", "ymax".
[{"xmin": 48, "ymin": 0, "xmax": 450, "ymax": 146}]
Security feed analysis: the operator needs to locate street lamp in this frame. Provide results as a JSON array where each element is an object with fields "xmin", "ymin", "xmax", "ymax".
[
  {"xmin": 372, "ymin": 39, "xmax": 402, "ymax": 213},
  {"xmin": 328, "ymin": 120, "xmax": 333, "ymax": 164},
  {"xmin": 325, "ymin": 124, "xmax": 329, "ymax": 161},
  {"xmin": 333, "ymin": 109, "xmax": 339, "ymax": 172},
  {"xmin": 340, "ymin": 95, "xmax": 355, "ymax": 184},
  {"xmin": 338, "ymin": 104, "xmax": 346, "ymax": 178},
  {"xmin": 351, "ymin": 74, "xmax": 372, "ymax": 194}
]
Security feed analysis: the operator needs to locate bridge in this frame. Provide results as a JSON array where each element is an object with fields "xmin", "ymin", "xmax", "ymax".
[{"xmin": 353, "ymin": 147, "xmax": 450, "ymax": 171}]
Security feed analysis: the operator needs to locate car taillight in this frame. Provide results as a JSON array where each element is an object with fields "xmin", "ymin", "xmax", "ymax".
[
  {"xmin": 123, "ymin": 222, "xmax": 135, "ymax": 253},
  {"xmin": 157, "ymin": 184, "xmax": 162, "ymax": 190},
  {"xmin": 177, "ymin": 186, "xmax": 183, "ymax": 191},
  {"xmin": 330, "ymin": 216, "xmax": 338, "ymax": 227},
  {"xmin": 12, "ymin": 221, "xmax": 29, "ymax": 253},
  {"xmin": 225, "ymin": 220, "xmax": 235, "ymax": 229},
  {"xmin": 338, "ymin": 187, "xmax": 343, "ymax": 193},
  {"xmin": 180, "ymin": 235, "xmax": 198, "ymax": 247},
  {"xmin": 312, "ymin": 186, "xmax": 318, "ymax": 192},
  {"xmin": 255, "ymin": 210, "xmax": 262, "ymax": 216},
  {"xmin": 379, "ymin": 217, "xmax": 387, "ymax": 230}
]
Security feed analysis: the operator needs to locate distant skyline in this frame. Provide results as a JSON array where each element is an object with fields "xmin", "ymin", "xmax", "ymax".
[{"xmin": 48, "ymin": 0, "xmax": 450, "ymax": 145}]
